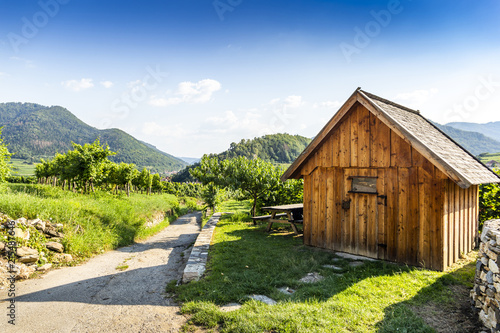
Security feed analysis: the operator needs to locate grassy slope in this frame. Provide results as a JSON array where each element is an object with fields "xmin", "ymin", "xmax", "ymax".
[
  {"xmin": 0, "ymin": 184, "xmax": 185, "ymax": 260},
  {"xmin": 176, "ymin": 200, "xmax": 479, "ymax": 332},
  {"xmin": 9, "ymin": 158, "xmax": 36, "ymax": 176},
  {"xmin": 478, "ymin": 153, "xmax": 500, "ymax": 164}
]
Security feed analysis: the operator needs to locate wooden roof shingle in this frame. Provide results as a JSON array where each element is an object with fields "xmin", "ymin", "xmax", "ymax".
[{"xmin": 282, "ymin": 88, "xmax": 500, "ymax": 188}]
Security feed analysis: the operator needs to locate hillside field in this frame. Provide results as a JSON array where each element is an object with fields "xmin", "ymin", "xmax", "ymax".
[{"xmin": 8, "ymin": 158, "xmax": 36, "ymax": 176}]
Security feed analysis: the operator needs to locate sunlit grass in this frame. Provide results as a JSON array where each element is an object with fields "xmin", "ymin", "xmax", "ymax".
[
  {"xmin": 0, "ymin": 183, "xmax": 186, "ymax": 260},
  {"xmin": 176, "ymin": 200, "xmax": 476, "ymax": 332}
]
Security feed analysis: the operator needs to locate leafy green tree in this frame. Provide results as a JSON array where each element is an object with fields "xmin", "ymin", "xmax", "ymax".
[
  {"xmin": 137, "ymin": 168, "xmax": 153, "ymax": 195},
  {"xmin": 69, "ymin": 139, "xmax": 115, "ymax": 192},
  {"xmin": 201, "ymin": 183, "xmax": 224, "ymax": 212},
  {"xmin": 191, "ymin": 155, "xmax": 284, "ymax": 216},
  {"xmin": 0, "ymin": 127, "xmax": 12, "ymax": 182},
  {"xmin": 479, "ymin": 169, "xmax": 500, "ymax": 229},
  {"xmin": 117, "ymin": 163, "xmax": 138, "ymax": 196},
  {"xmin": 152, "ymin": 173, "xmax": 163, "ymax": 194}
]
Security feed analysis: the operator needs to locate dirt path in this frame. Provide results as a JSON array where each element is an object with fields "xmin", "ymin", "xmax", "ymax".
[{"xmin": 0, "ymin": 212, "xmax": 202, "ymax": 333}]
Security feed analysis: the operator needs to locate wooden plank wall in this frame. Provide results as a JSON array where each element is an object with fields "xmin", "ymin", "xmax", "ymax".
[
  {"xmin": 442, "ymin": 182, "xmax": 478, "ymax": 269},
  {"xmin": 299, "ymin": 103, "xmax": 477, "ymax": 270}
]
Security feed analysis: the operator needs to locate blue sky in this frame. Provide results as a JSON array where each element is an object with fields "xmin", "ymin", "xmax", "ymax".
[{"xmin": 1, "ymin": 0, "xmax": 500, "ymax": 157}]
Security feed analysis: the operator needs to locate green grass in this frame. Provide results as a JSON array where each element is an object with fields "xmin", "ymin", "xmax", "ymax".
[
  {"xmin": 478, "ymin": 152, "xmax": 500, "ymax": 164},
  {"xmin": 175, "ymin": 200, "xmax": 477, "ymax": 332},
  {"xmin": 0, "ymin": 183, "xmax": 187, "ymax": 260},
  {"xmin": 9, "ymin": 158, "xmax": 36, "ymax": 176}
]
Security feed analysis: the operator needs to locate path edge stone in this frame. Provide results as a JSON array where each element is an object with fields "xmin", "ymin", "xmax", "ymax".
[{"xmin": 182, "ymin": 212, "xmax": 222, "ymax": 283}]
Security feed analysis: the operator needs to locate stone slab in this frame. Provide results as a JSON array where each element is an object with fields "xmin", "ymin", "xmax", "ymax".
[
  {"xmin": 335, "ymin": 252, "xmax": 377, "ymax": 261},
  {"xmin": 182, "ymin": 213, "xmax": 222, "ymax": 283}
]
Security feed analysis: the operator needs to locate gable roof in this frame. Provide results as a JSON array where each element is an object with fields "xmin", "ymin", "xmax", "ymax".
[{"xmin": 282, "ymin": 88, "xmax": 500, "ymax": 188}]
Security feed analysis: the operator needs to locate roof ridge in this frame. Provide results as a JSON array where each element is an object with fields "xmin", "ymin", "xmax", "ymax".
[{"xmin": 360, "ymin": 90, "xmax": 421, "ymax": 115}]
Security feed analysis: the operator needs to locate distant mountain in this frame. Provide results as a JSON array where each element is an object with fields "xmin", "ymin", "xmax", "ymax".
[
  {"xmin": 0, "ymin": 102, "xmax": 187, "ymax": 173},
  {"xmin": 434, "ymin": 122, "xmax": 500, "ymax": 156},
  {"xmin": 445, "ymin": 121, "xmax": 500, "ymax": 143},
  {"xmin": 172, "ymin": 133, "xmax": 312, "ymax": 182},
  {"xmin": 178, "ymin": 157, "xmax": 201, "ymax": 165}
]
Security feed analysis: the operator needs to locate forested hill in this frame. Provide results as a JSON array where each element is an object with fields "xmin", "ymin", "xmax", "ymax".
[
  {"xmin": 0, "ymin": 102, "xmax": 187, "ymax": 173},
  {"xmin": 217, "ymin": 134, "xmax": 312, "ymax": 164},
  {"xmin": 172, "ymin": 133, "xmax": 312, "ymax": 182}
]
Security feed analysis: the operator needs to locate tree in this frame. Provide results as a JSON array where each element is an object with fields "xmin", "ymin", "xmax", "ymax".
[
  {"xmin": 151, "ymin": 174, "xmax": 163, "ymax": 194},
  {"xmin": 0, "ymin": 127, "xmax": 12, "ymax": 182},
  {"xmin": 191, "ymin": 155, "xmax": 284, "ymax": 216},
  {"xmin": 201, "ymin": 183, "xmax": 224, "ymax": 212},
  {"xmin": 479, "ymin": 169, "xmax": 500, "ymax": 229}
]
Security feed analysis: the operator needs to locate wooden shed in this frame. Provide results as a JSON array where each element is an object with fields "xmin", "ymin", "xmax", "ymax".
[{"xmin": 282, "ymin": 88, "xmax": 500, "ymax": 271}]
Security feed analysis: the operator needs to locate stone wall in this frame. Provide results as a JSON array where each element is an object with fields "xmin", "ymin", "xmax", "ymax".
[{"xmin": 472, "ymin": 219, "xmax": 500, "ymax": 331}]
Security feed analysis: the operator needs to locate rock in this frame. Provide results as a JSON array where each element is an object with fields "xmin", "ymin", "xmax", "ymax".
[
  {"xmin": 16, "ymin": 246, "xmax": 39, "ymax": 257},
  {"xmin": 18, "ymin": 254, "xmax": 39, "ymax": 264},
  {"xmin": 349, "ymin": 261, "xmax": 364, "ymax": 267},
  {"xmin": 13, "ymin": 227, "xmax": 30, "ymax": 240},
  {"xmin": 300, "ymin": 272, "xmax": 324, "ymax": 283},
  {"xmin": 487, "ymin": 249, "xmax": 498, "ymax": 261},
  {"xmin": 27, "ymin": 218, "xmax": 41, "ymax": 226},
  {"xmin": 220, "ymin": 303, "xmax": 242, "ymax": 312},
  {"xmin": 488, "ymin": 271, "xmax": 495, "ymax": 284},
  {"xmin": 15, "ymin": 217, "xmax": 28, "ymax": 226},
  {"xmin": 278, "ymin": 287, "xmax": 296, "ymax": 295},
  {"xmin": 334, "ymin": 252, "xmax": 377, "ymax": 261},
  {"xmin": 53, "ymin": 253, "xmax": 73, "ymax": 263},
  {"xmin": 36, "ymin": 263, "xmax": 52, "ymax": 272},
  {"xmin": 45, "ymin": 242, "xmax": 64, "ymax": 253},
  {"xmin": 45, "ymin": 227, "xmax": 64, "ymax": 238},
  {"xmin": 15, "ymin": 264, "xmax": 35, "ymax": 280},
  {"xmin": 54, "ymin": 223, "xmax": 64, "ymax": 229},
  {"xmin": 322, "ymin": 265, "xmax": 342, "ymax": 270},
  {"xmin": 0, "ymin": 242, "xmax": 4, "ymax": 252},
  {"xmin": 30, "ymin": 219, "xmax": 46, "ymax": 231},
  {"xmin": 248, "ymin": 294, "xmax": 276, "ymax": 305},
  {"xmin": 490, "ymin": 259, "xmax": 500, "ymax": 274}
]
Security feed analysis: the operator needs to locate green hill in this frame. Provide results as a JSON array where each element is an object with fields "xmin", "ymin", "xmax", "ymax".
[
  {"xmin": 0, "ymin": 102, "xmax": 187, "ymax": 173},
  {"xmin": 434, "ymin": 122, "xmax": 500, "ymax": 155},
  {"xmin": 172, "ymin": 133, "xmax": 312, "ymax": 182},
  {"xmin": 217, "ymin": 133, "xmax": 312, "ymax": 164}
]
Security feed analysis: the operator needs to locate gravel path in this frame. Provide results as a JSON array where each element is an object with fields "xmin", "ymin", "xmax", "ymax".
[{"xmin": 0, "ymin": 212, "xmax": 202, "ymax": 333}]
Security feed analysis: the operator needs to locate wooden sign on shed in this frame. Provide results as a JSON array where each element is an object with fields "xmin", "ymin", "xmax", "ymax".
[{"xmin": 282, "ymin": 88, "xmax": 500, "ymax": 271}]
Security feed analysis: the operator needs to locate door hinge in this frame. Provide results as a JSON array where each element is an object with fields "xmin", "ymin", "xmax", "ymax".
[
  {"xmin": 341, "ymin": 199, "xmax": 351, "ymax": 210},
  {"xmin": 377, "ymin": 195, "xmax": 387, "ymax": 206}
]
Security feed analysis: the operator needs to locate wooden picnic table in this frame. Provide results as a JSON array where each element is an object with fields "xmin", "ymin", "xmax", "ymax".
[{"xmin": 260, "ymin": 203, "xmax": 304, "ymax": 234}]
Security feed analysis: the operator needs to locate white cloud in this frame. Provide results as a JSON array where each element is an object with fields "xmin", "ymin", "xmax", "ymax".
[
  {"xmin": 149, "ymin": 79, "xmax": 221, "ymax": 107},
  {"xmin": 269, "ymin": 95, "xmax": 304, "ymax": 108},
  {"xmin": 100, "ymin": 80, "xmax": 114, "ymax": 88},
  {"xmin": 394, "ymin": 88, "xmax": 439, "ymax": 106},
  {"xmin": 284, "ymin": 95, "xmax": 303, "ymax": 108},
  {"xmin": 142, "ymin": 122, "xmax": 188, "ymax": 138},
  {"xmin": 61, "ymin": 78, "xmax": 94, "ymax": 92},
  {"xmin": 204, "ymin": 110, "xmax": 263, "ymax": 134}
]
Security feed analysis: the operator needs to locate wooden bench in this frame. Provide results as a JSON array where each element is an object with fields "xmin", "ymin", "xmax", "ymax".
[{"xmin": 250, "ymin": 213, "xmax": 287, "ymax": 225}]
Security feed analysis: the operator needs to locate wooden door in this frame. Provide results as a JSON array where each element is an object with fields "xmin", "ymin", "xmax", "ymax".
[{"xmin": 339, "ymin": 168, "xmax": 387, "ymax": 259}]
